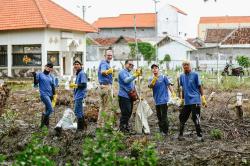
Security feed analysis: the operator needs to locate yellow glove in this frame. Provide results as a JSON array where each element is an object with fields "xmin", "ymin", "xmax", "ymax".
[
  {"xmin": 104, "ymin": 68, "xmax": 113, "ymax": 75},
  {"xmin": 69, "ymin": 83, "xmax": 78, "ymax": 89},
  {"xmin": 150, "ymin": 76, "xmax": 158, "ymax": 87},
  {"xmin": 133, "ymin": 68, "xmax": 142, "ymax": 77},
  {"xmin": 52, "ymin": 94, "xmax": 57, "ymax": 108},
  {"xmin": 201, "ymin": 95, "xmax": 207, "ymax": 107},
  {"xmin": 171, "ymin": 92, "xmax": 177, "ymax": 99}
]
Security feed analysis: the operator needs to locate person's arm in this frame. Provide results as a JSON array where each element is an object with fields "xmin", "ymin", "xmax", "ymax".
[
  {"xmin": 33, "ymin": 72, "xmax": 39, "ymax": 85},
  {"xmin": 101, "ymin": 64, "xmax": 113, "ymax": 76},
  {"xmin": 78, "ymin": 73, "xmax": 87, "ymax": 89},
  {"xmin": 124, "ymin": 75, "xmax": 136, "ymax": 83}
]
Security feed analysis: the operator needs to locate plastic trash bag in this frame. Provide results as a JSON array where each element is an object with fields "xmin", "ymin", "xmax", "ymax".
[
  {"xmin": 135, "ymin": 100, "xmax": 153, "ymax": 134},
  {"xmin": 55, "ymin": 108, "xmax": 77, "ymax": 129}
]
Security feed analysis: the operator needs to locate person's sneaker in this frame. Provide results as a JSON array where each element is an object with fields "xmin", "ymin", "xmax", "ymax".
[
  {"xmin": 197, "ymin": 136, "xmax": 204, "ymax": 142},
  {"xmin": 177, "ymin": 135, "xmax": 185, "ymax": 141}
]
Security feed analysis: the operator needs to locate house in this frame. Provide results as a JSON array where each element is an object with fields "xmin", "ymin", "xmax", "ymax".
[
  {"xmin": 198, "ymin": 16, "xmax": 250, "ymax": 40},
  {"xmin": 189, "ymin": 27, "xmax": 250, "ymax": 71},
  {"xmin": 86, "ymin": 36, "xmax": 140, "ymax": 69},
  {"xmin": 157, "ymin": 35, "xmax": 196, "ymax": 69},
  {"xmin": 0, "ymin": 0, "xmax": 96, "ymax": 77},
  {"xmin": 90, "ymin": 4, "xmax": 187, "ymax": 40}
]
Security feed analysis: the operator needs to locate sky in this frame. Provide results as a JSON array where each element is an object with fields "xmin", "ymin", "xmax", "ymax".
[{"xmin": 54, "ymin": 0, "xmax": 250, "ymax": 38}]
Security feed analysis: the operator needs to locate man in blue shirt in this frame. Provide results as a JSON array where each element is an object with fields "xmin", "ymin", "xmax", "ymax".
[
  {"xmin": 97, "ymin": 48, "xmax": 114, "ymax": 128},
  {"xmin": 33, "ymin": 62, "xmax": 56, "ymax": 128},
  {"xmin": 148, "ymin": 64, "xmax": 175, "ymax": 136},
  {"xmin": 69, "ymin": 60, "xmax": 88, "ymax": 131},
  {"xmin": 178, "ymin": 60, "xmax": 207, "ymax": 141},
  {"xmin": 118, "ymin": 59, "xmax": 141, "ymax": 132}
]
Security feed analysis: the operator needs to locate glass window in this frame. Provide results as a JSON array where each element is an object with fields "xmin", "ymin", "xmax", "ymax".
[
  {"xmin": 0, "ymin": 45, "xmax": 7, "ymax": 67},
  {"xmin": 12, "ymin": 45, "xmax": 42, "ymax": 66},
  {"xmin": 47, "ymin": 51, "xmax": 59, "ymax": 66}
]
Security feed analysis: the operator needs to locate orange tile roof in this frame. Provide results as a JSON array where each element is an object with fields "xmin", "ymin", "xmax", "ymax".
[
  {"xmin": 94, "ymin": 36, "xmax": 140, "ymax": 46},
  {"xmin": 92, "ymin": 13, "xmax": 156, "ymax": 28},
  {"xmin": 169, "ymin": 5, "xmax": 187, "ymax": 16},
  {"xmin": 0, "ymin": 0, "xmax": 97, "ymax": 32},
  {"xmin": 200, "ymin": 16, "xmax": 250, "ymax": 24}
]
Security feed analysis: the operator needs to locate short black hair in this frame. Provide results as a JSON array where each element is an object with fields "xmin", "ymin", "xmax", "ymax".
[
  {"xmin": 73, "ymin": 60, "xmax": 82, "ymax": 65},
  {"xmin": 125, "ymin": 59, "xmax": 133, "ymax": 64}
]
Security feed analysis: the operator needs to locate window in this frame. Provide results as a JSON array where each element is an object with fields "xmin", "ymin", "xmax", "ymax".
[
  {"xmin": 12, "ymin": 45, "xmax": 41, "ymax": 66},
  {"xmin": 74, "ymin": 52, "xmax": 83, "ymax": 62},
  {"xmin": 47, "ymin": 51, "xmax": 59, "ymax": 66},
  {"xmin": 0, "ymin": 45, "xmax": 7, "ymax": 67}
]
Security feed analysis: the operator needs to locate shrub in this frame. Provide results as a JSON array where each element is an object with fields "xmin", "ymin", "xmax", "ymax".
[{"xmin": 210, "ymin": 128, "xmax": 223, "ymax": 140}]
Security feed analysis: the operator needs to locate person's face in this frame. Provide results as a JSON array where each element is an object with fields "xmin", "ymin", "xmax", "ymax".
[
  {"xmin": 105, "ymin": 50, "xmax": 113, "ymax": 61},
  {"xmin": 183, "ymin": 63, "xmax": 191, "ymax": 73},
  {"xmin": 74, "ymin": 63, "xmax": 82, "ymax": 71},
  {"xmin": 152, "ymin": 66, "xmax": 159, "ymax": 75},
  {"xmin": 125, "ymin": 61, "xmax": 134, "ymax": 71},
  {"xmin": 45, "ymin": 66, "xmax": 53, "ymax": 72}
]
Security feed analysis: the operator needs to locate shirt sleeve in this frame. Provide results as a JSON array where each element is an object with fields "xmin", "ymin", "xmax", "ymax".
[
  {"xmin": 164, "ymin": 76, "xmax": 170, "ymax": 86},
  {"xmin": 179, "ymin": 75, "xmax": 183, "ymax": 87},
  {"xmin": 79, "ymin": 73, "xmax": 87, "ymax": 84},
  {"xmin": 196, "ymin": 73, "xmax": 201, "ymax": 86}
]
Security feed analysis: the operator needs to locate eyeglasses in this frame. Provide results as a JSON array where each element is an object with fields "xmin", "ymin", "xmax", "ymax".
[{"xmin": 128, "ymin": 63, "xmax": 134, "ymax": 67}]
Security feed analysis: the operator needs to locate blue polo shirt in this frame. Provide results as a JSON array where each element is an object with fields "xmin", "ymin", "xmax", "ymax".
[
  {"xmin": 179, "ymin": 72, "xmax": 201, "ymax": 105},
  {"xmin": 98, "ymin": 60, "xmax": 112, "ymax": 84},
  {"xmin": 36, "ymin": 72, "xmax": 54, "ymax": 97},
  {"xmin": 118, "ymin": 68, "xmax": 135, "ymax": 99},
  {"xmin": 148, "ymin": 75, "xmax": 171, "ymax": 105},
  {"xmin": 74, "ymin": 70, "xmax": 87, "ymax": 100}
]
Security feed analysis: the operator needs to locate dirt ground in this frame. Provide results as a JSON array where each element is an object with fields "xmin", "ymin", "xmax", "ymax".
[{"xmin": 0, "ymin": 81, "xmax": 250, "ymax": 165}]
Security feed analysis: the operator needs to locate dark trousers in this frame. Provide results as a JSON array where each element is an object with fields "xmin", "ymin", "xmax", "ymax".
[
  {"xmin": 118, "ymin": 96, "xmax": 133, "ymax": 130},
  {"xmin": 179, "ymin": 104, "xmax": 202, "ymax": 137},
  {"xmin": 156, "ymin": 104, "xmax": 169, "ymax": 134}
]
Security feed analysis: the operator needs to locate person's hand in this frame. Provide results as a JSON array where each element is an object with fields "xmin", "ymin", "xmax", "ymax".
[
  {"xmin": 69, "ymin": 83, "xmax": 78, "ymax": 89},
  {"xmin": 104, "ymin": 68, "xmax": 113, "ymax": 75},
  {"xmin": 133, "ymin": 68, "xmax": 142, "ymax": 77},
  {"xmin": 52, "ymin": 94, "xmax": 57, "ymax": 108},
  {"xmin": 201, "ymin": 95, "xmax": 207, "ymax": 107},
  {"xmin": 150, "ymin": 76, "xmax": 158, "ymax": 87}
]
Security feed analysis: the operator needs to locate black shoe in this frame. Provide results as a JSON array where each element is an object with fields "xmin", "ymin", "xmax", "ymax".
[
  {"xmin": 77, "ymin": 117, "xmax": 85, "ymax": 131},
  {"xmin": 40, "ymin": 114, "xmax": 49, "ymax": 128},
  {"xmin": 54, "ymin": 127, "xmax": 62, "ymax": 136}
]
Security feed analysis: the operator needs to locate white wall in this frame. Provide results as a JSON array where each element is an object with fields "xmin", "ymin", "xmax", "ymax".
[{"xmin": 158, "ymin": 41, "xmax": 191, "ymax": 69}]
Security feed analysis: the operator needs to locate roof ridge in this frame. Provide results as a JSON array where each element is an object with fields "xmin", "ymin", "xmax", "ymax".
[
  {"xmin": 33, "ymin": 0, "xmax": 49, "ymax": 26},
  {"xmin": 45, "ymin": 0, "xmax": 97, "ymax": 31},
  {"xmin": 220, "ymin": 28, "xmax": 238, "ymax": 45}
]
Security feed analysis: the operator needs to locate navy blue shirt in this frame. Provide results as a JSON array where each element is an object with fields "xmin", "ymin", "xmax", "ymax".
[
  {"xmin": 179, "ymin": 72, "xmax": 201, "ymax": 105},
  {"xmin": 74, "ymin": 70, "xmax": 87, "ymax": 100},
  {"xmin": 118, "ymin": 68, "xmax": 135, "ymax": 99},
  {"xmin": 98, "ymin": 60, "xmax": 112, "ymax": 84},
  {"xmin": 36, "ymin": 72, "xmax": 55, "ymax": 97},
  {"xmin": 148, "ymin": 75, "xmax": 171, "ymax": 105}
]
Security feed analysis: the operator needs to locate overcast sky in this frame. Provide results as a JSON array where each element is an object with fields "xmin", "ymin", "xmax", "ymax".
[{"xmin": 54, "ymin": 0, "xmax": 250, "ymax": 38}]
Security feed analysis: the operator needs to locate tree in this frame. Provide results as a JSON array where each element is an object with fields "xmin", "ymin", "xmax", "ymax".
[
  {"xmin": 160, "ymin": 54, "xmax": 171, "ymax": 69},
  {"xmin": 129, "ymin": 42, "xmax": 156, "ymax": 65},
  {"xmin": 236, "ymin": 56, "xmax": 250, "ymax": 68}
]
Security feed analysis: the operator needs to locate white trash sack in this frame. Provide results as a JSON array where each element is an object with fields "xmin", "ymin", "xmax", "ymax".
[
  {"xmin": 55, "ymin": 108, "xmax": 77, "ymax": 129},
  {"xmin": 135, "ymin": 100, "xmax": 153, "ymax": 134}
]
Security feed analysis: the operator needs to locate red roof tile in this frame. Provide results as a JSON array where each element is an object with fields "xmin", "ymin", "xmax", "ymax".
[
  {"xmin": 92, "ymin": 13, "xmax": 156, "ymax": 29},
  {"xmin": 200, "ymin": 16, "xmax": 250, "ymax": 24},
  {"xmin": 169, "ymin": 5, "xmax": 187, "ymax": 16},
  {"xmin": 0, "ymin": 0, "xmax": 97, "ymax": 32},
  {"xmin": 221, "ymin": 28, "xmax": 250, "ymax": 45},
  {"xmin": 205, "ymin": 29, "xmax": 234, "ymax": 43},
  {"xmin": 94, "ymin": 36, "xmax": 140, "ymax": 46}
]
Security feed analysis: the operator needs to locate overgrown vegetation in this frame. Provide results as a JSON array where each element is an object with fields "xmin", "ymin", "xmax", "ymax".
[
  {"xmin": 210, "ymin": 128, "xmax": 223, "ymax": 140},
  {"xmin": 14, "ymin": 128, "xmax": 59, "ymax": 166}
]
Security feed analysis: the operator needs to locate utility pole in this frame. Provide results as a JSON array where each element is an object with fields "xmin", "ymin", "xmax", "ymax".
[{"xmin": 153, "ymin": 0, "xmax": 160, "ymax": 63}]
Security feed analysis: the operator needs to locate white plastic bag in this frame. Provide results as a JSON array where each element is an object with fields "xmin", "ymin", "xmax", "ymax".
[
  {"xmin": 55, "ymin": 108, "xmax": 77, "ymax": 129},
  {"xmin": 135, "ymin": 100, "xmax": 153, "ymax": 134}
]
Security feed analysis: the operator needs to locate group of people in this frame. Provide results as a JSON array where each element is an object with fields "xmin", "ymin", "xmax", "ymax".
[{"xmin": 34, "ymin": 47, "xmax": 207, "ymax": 141}]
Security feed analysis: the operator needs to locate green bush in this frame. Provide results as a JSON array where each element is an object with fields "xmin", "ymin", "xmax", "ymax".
[
  {"xmin": 0, "ymin": 154, "xmax": 6, "ymax": 164},
  {"xmin": 210, "ymin": 128, "xmax": 223, "ymax": 140},
  {"xmin": 14, "ymin": 128, "xmax": 59, "ymax": 166}
]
